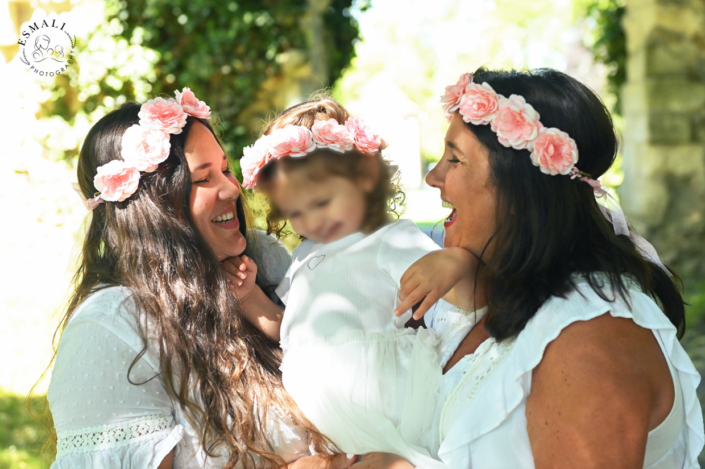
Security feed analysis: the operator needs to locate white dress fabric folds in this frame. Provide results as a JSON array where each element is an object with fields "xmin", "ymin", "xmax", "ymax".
[
  {"xmin": 277, "ymin": 220, "xmax": 449, "ymax": 468},
  {"xmin": 430, "ymin": 275, "xmax": 704, "ymax": 469},
  {"xmin": 48, "ymin": 231, "xmax": 310, "ymax": 468}
]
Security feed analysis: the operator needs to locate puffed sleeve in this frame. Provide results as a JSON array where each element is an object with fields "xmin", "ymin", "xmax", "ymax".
[
  {"xmin": 376, "ymin": 219, "xmax": 441, "ymax": 285},
  {"xmin": 47, "ymin": 288, "xmax": 183, "ymax": 469}
]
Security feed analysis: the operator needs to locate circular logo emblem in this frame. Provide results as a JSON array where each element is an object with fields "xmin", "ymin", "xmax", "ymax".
[{"xmin": 18, "ymin": 15, "xmax": 76, "ymax": 78}]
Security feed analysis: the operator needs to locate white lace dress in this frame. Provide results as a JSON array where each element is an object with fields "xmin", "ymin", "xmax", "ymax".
[
  {"xmin": 48, "ymin": 231, "xmax": 308, "ymax": 469},
  {"xmin": 426, "ymin": 276, "xmax": 705, "ymax": 468},
  {"xmin": 276, "ymin": 220, "xmax": 449, "ymax": 469}
]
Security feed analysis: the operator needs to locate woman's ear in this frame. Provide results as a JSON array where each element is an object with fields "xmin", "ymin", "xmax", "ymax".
[{"xmin": 357, "ymin": 156, "xmax": 380, "ymax": 193}]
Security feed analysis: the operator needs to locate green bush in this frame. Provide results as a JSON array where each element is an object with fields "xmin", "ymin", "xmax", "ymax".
[
  {"xmin": 0, "ymin": 392, "xmax": 51, "ymax": 469},
  {"xmin": 41, "ymin": 0, "xmax": 365, "ymax": 161}
]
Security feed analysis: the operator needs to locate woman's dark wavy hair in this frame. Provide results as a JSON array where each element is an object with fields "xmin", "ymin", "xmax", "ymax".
[
  {"xmin": 57, "ymin": 102, "xmax": 334, "ymax": 467},
  {"xmin": 465, "ymin": 67, "xmax": 685, "ymax": 341}
]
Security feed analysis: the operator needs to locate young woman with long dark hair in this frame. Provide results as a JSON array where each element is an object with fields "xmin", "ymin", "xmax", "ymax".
[{"xmin": 46, "ymin": 91, "xmax": 354, "ymax": 469}]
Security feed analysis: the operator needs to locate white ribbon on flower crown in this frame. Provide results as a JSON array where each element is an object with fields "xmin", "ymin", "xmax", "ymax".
[{"xmin": 572, "ymin": 171, "xmax": 671, "ymax": 276}]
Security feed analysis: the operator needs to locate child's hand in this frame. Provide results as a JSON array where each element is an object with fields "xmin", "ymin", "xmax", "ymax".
[
  {"xmin": 350, "ymin": 453, "xmax": 413, "ymax": 468},
  {"xmin": 394, "ymin": 248, "xmax": 477, "ymax": 320},
  {"xmin": 222, "ymin": 255, "xmax": 257, "ymax": 303}
]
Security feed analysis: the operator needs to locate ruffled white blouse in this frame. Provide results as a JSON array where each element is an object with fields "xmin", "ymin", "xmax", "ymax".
[
  {"xmin": 426, "ymin": 276, "xmax": 704, "ymax": 469},
  {"xmin": 47, "ymin": 231, "xmax": 308, "ymax": 469}
]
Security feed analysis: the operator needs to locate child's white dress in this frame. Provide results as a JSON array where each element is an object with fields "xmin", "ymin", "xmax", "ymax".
[{"xmin": 276, "ymin": 219, "xmax": 450, "ymax": 468}]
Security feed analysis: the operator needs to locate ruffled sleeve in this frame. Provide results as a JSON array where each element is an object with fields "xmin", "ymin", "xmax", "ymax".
[
  {"xmin": 438, "ymin": 281, "xmax": 704, "ymax": 468},
  {"xmin": 48, "ymin": 287, "xmax": 183, "ymax": 469}
]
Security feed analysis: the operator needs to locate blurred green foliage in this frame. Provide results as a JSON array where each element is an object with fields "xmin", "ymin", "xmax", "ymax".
[
  {"xmin": 0, "ymin": 392, "xmax": 50, "ymax": 469},
  {"xmin": 580, "ymin": 0, "xmax": 626, "ymax": 113},
  {"xmin": 40, "ymin": 0, "xmax": 364, "ymax": 160}
]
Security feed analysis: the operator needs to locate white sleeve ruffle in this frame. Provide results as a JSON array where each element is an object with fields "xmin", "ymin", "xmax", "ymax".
[{"xmin": 48, "ymin": 288, "xmax": 183, "ymax": 469}]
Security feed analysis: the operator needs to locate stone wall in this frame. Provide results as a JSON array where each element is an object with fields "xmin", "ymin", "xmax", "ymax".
[{"xmin": 621, "ymin": 0, "xmax": 705, "ymax": 279}]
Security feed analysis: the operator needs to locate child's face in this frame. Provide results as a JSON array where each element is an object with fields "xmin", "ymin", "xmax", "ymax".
[{"xmin": 270, "ymin": 170, "xmax": 369, "ymax": 244}]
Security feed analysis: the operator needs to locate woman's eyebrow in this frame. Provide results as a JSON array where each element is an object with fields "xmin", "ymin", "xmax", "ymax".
[{"xmin": 447, "ymin": 140, "xmax": 465, "ymax": 156}]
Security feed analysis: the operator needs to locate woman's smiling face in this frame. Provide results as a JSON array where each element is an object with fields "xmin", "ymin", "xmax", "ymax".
[
  {"xmin": 425, "ymin": 113, "xmax": 497, "ymax": 260},
  {"xmin": 185, "ymin": 122, "xmax": 246, "ymax": 261}
]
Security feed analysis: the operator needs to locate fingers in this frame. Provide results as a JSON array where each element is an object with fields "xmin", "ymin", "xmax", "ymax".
[
  {"xmin": 222, "ymin": 256, "xmax": 252, "ymax": 284},
  {"xmin": 325, "ymin": 454, "xmax": 358, "ymax": 469},
  {"xmin": 223, "ymin": 269, "xmax": 243, "ymax": 287},
  {"xmin": 241, "ymin": 255, "xmax": 257, "ymax": 272},
  {"xmin": 412, "ymin": 291, "xmax": 440, "ymax": 320},
  {"xmin": 394, "ymin": 288, "xmax": 425, "ymax": 316}
]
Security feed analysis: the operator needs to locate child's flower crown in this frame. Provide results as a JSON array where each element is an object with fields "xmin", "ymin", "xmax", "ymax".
[
  {"xmin": 83, "ymin": 88, "xmax": 211, "ymax": 210},
  {"xmin": 240, "ymin": 117, "xmax": 384, "ymax": 190},
  {"xmin": 441, "ymin": 72, "xmax": 670, "ymax": 275}
]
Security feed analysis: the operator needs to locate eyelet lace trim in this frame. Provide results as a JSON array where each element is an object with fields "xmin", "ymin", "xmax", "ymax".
[{"xmin": 56, "ymin": 414, "xmax": 174, "ymax": 458}]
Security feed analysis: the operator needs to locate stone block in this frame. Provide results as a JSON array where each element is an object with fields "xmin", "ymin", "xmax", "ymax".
[
  {"xmin": 646, "ymin": 34, "xmax": 691, "ymax": 77},
  {"xmin": 647, "ymin": 79, "xmax": 705, "ymax": 112},
  {"xmin": 649, "ymin": 113, "xmax": 692, "ymax": 142},
  {"xmin": 693, "ymin": 113, "xmax": 705, "ymax": 142},
  {"xmin": 657, "ymin": 143, "xmax": 705, "ymax": 178}
]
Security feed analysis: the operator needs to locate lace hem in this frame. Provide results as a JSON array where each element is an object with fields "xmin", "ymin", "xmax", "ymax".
[{"xmin": 56, "ymin": 414, "xmax": 174, "ymax": 458}]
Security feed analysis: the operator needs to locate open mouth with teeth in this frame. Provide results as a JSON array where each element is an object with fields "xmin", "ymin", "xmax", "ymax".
[
  {"xmin": 211, "ymin": 208, "xmax": 239, "ymax": 228},
  {"xmin": 442, "ymin": 200, "xmax": 457, "ymax": 227}
]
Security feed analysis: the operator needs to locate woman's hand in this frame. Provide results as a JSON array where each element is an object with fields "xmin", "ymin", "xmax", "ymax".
[
  {"xmin": 223, "ymin": 255, "xmax": 257, "ymax": 302},
  {"xmin": 395, "ymin": 247, "xmax": 478, "ymax": 319},
  {"xmin": 350, "ymin": 453, "xmax": 414, "ymax": 468},
  {"xmin": 286, "ymin": 453, "xmax": 358, "ymax": 469}
]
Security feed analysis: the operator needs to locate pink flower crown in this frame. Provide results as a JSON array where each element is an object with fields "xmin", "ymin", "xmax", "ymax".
[
  {"xmin": 240, "ymin": 117, "xmax": 384, "ymax": 190},
  {"xmin": 441, "ymin": 73, "xmax": 671, "ymax": 276},
  {"xmin": 441, "ymin": 73, "xmax": 579, "ymax": 177},
  {"xmin": 83, "ymin": 88, "xmax": 211, "ymax": 210}
]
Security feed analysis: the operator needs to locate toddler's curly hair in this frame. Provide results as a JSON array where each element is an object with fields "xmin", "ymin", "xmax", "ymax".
[{"xmin": 255, "ymin": 96, "xmax": 405, "ymax": 239}]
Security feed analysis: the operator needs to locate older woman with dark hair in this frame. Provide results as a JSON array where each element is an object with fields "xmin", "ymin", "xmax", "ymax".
[{"xmin": 367, "ymin": 68, "xmax": 704, "ymax": 469}]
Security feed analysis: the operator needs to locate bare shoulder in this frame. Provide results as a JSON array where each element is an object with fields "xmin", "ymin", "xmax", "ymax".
[{"xmin": 525, "ymin": 312, "xmax": 674, "ymax": 468}]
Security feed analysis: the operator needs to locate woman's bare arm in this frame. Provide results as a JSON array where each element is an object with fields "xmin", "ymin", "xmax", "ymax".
[
  {"xmin": 157, "ymin": 449, "xmax": 174, "ymax": 469},
  {"xmin": 526, "ymin": 313, "xmax": 674, "ymax": 469}
]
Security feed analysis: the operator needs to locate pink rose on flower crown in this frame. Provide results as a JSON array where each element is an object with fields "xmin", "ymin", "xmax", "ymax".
[
  {"xmin": 345, "ymin": 117, "xmax": 383, "ymax": 154},
  {"xmin": 269, "ymin": 125, "xmax": 316, "ymax": 158},
  {"xmin": 175, "ymin": 87, "xmax": 211, "ymax": 119},
  {"xmin": 138, "ymin": 97, "xmax": 188, "ymax": 134},
  {"xmin": 240, "ymin": 135, "xmax": 272, "ymax": 189},
  {"xmin": 458, "ymin": 82, "xmax": 500, "ymax": 126},
  {"xmin": 490, "ymin": 95, "xmax": 542, "ymax": 150},
  {"xmin": 311, "ymin": 118, "xmax": 354, "ymax": 153},
  {"xmin": 441, "ymin": 73, "xmax": 473, "ymax": 121},
  {"xmin": 120, "ymin": 125, "xmax": 171, "ymax": 172},
  {"xmin": 94, "ymin": 160, "xmax": 141, "ymax": 202},
  {"xmin": 529, "ymin": 127, "xmax": 579, "ymax": 176}
]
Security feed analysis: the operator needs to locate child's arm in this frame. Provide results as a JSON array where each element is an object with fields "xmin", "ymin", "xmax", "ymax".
[
  {"xmin": 394, "ymin": 248, "xmax": 479, "ymax": 320},
  {"xmin": 223, "ymin": 255, "xmax": 284, "ymax": 342}
]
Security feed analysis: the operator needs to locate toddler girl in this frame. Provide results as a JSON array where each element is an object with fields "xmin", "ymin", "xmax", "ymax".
[{"xmin": 230, "ymin": 98, "xmax": 474, "ymax": 468}]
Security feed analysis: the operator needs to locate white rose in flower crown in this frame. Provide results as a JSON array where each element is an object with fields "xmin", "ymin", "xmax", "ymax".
[
  {"xmin": 93, "ymin": 160, "xmax": 141, "ymax": 202},
  {"xmin": 120, "ymin": 125, "xmax": 171, "ymax": 172},
  {"xmin": 240, "ymin": 135, "xmax": 272, "ymax": 190},
  {"xmin": 138, "ymin": 97, "xmax": 188, "ymax": 134},
  {"xmin": 311, "ymin": 118, "xmax": 354, "ymax": 152},
  {"xmin": 269, "ymin": 125, "xmax": 316, "ymax": 158}
]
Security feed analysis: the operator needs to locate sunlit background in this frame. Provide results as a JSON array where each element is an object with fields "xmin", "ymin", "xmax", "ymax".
[{"xmin": 1, "ymin": 0, "xmax": 704, "ymax": 466}]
